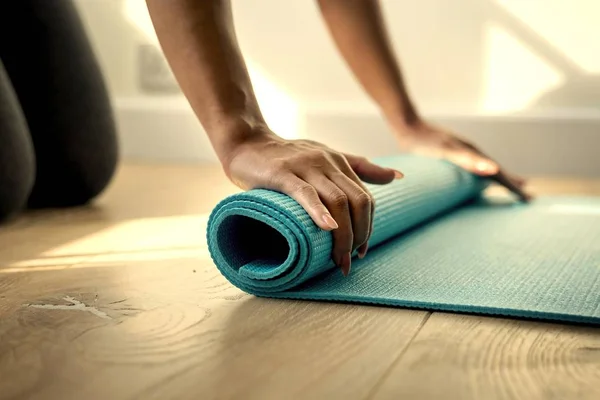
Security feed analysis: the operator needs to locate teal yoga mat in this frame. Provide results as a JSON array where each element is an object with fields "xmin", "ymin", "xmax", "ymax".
[{"xmin": 207, "ymin": 155, "xmax": 600, "ymax": 324}]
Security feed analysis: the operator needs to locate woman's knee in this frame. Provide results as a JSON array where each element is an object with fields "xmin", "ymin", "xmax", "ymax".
[
  {"xmin": 0, "ymin": 62, "xmax": 36, "ymax": 222},
  {"xmin": 27, "ymin": 138, "xmax": 119, "ymax": 209},
  {"xmin": 0, "ymin": 139, "xmax": 35, "ymax": 221},
  {"xmin": 0, "ymin": 170, "xmax": 35, "ymax": 222}
]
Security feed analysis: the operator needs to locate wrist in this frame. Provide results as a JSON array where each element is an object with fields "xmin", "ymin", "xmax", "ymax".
[
  {"xmin": 380, "ymin": 99, "xmax": 422, "ymax": 130},
  {"xmin": 383, "ymin": 106, "xmax": 423, "ymax": 134},
  {"xmin": 210, "ymin": 116, "xmax": 277, "ymax": 171}
]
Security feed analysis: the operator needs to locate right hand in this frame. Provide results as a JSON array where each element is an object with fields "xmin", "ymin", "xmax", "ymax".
[
  {"xmin": 222, "ymin": 127, "xmax": 404, "ymax": 277},
  {"xmin": 391, "ymin": 120, "xmax": 532, "ymax": 202}
]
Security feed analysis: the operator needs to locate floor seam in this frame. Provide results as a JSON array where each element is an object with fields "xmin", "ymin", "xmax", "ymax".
[{"xmin": 364, "ymin": 311, "xmax": 433, "ymax": 400}]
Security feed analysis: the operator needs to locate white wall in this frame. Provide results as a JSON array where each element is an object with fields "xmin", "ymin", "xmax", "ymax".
[{"xmin": 74, "ymin": 0, "xmax": 600, "ymax": 176}]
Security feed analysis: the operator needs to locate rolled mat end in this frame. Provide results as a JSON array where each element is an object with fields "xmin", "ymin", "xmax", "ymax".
[{"xmin": 207, "ymin": 155, "xmax": 487, "ymax": 296}]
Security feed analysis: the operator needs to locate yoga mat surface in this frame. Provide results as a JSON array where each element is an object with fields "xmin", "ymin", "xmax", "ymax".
[{"xmin": 207, "ymin": 155, "xmax": 600, "ymax": 324}]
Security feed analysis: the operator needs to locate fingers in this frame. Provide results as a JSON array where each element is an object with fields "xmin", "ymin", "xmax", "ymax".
[
  {"xmin": 331, "ymin": 153, "xmax": 377, "ymax": 259},
  {"xmin": 453, "ymin": 145, "xmax": 532, "ymax": 201},
  {"xmin": 305, "ymin": 174, "xmax": 355, "ymax": 277},
  {"xmin": 269, "ymin": 157, "xmax": 383, "ymax": 277},
  {"xmin": 492, "ymin": 171, "xmax": 533, "ymax": 202},
  {"xmin": 267, "ymin": 149, "xmax": 404, "ymax": 278},
  {"xmin": 454, "ymin": 151, "xmax": 531, "ymax": 201},
  {"xmin": 444, "ymin": 149, "xmax": 499, "ymax": 176},
  {"xmin": 327, "ymin": 172, "xmax": 373, "ymax": 251},
  {"xmin": 507, "ymin": 174, "xmax": 527, "ymax": 187},
  {"xmin": 273, "ymin": 170, "xmax": 357, "ymax": 277},
  {"xmin": 274, "ymin": 174, "xmax": 339, "ymax": 232},
  {"xmin": 344, "ymin": 154, "xmax": 404, "ymax": 184},
  {"xmin": 357, "ymin": 200, "xmax": 374, "ymax": 259}
]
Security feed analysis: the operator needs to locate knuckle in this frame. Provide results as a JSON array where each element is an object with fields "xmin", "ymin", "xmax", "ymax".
[
  {"xmin": 294, "ymin": 182, "xmax": 316, "ymax": 197},
  {"xmin": 307, "ymin": 149, "xmax": 329, "ymax": 163},
  {"xmin": 329, "ymin": 191, "xmax": 349, "ymax": 209},
  {"xmin": 264, "ymin": 169, "xmax": 288, "ymax": 189},
  {"xmin": 354, "ymin": 191, "xmax": 372, "ymax": 210},
  {"xmin": 305, "ymin": 139, "xmax": 325, "ymax": 148},
  {"xmin": 353, "ymin": 155, "xmax": 367, "ymax": 164},
  {"xmin": 327, "ymin": 150, "xmax": 342, "ymax": 159},
  {"xmin": 263, "ymin": 170, "xmax": 282, "ymax": 188},
  {"xmin": 330, "ymin": 151, "xmax": 347, "ymax": 164}
]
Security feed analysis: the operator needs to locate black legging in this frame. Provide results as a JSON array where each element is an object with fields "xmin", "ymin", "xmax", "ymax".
[{"xmin": 0, "ymin": 0, "xmax": 118, "ymax": 222}]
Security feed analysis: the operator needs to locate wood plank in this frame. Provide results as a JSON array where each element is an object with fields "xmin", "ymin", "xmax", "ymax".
[
  {"xmin": 0, "ymin": 258, "xmax": 428, "ymax": 400},
  {"xmin": 369, "ymin": 313, "xmax": 600, "ymax": 400}
]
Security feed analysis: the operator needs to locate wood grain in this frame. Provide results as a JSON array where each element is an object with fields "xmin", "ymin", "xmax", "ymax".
[
  {"xmin": 1, "ymin": 163, "xmax": 599, "ymax": 400},
  {"xmin": 370, "ymin": 313, "xmax": 600, "ymax": 400},
  {"xmin": 0, "ymin": 260, "xmax": 427, "ymax": 400}
]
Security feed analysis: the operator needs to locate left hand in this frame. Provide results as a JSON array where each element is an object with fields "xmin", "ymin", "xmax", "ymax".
[{"xmin": 392, "ymin": 121, "xmax": 532, "ymax": 202}]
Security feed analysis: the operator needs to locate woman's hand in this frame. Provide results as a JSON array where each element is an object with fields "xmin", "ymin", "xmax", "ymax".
[
  {"xmin": 393, "ymin": 121, "xmax": 532, "ymax": 202},
  {"xmin": 223, "ymin": 126, "xmax": 404, "ymax": 277}
]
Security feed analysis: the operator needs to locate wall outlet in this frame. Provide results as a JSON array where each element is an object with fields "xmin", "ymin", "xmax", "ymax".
[{"xmin": 137, "ymin": 44, "xmax": 180, "ymax": 94}]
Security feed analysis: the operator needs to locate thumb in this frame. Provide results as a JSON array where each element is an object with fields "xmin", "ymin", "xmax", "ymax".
[{"xmin": 344, "ymin": 154, "xmax": 404, "ymax": 184}]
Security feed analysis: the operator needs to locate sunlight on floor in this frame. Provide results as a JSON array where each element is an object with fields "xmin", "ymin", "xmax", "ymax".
[
  {"xmin": 2, "ymin": 247, "xmax": 209, "ymax": 274},
  {"xmin": 2, "ymin": 212, "xmax": 211, "ymax": 272},
  {"xmin": 37, "ymin": 214, "xmax": 209, "ymax": 257},
  {"xmin": 547, "ymin": 204, "xmax": 600, "ymax": 215}
]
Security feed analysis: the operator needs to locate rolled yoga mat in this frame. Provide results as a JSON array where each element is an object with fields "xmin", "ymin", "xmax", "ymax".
[{"xmin": 207, "ymin": 154, "xmax": 600, "ymax": 325}]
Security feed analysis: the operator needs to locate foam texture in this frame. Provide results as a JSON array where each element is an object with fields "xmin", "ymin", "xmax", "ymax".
[{"xmin": 207, "ymin": 155, "xmax": 600, "ymax": 324}]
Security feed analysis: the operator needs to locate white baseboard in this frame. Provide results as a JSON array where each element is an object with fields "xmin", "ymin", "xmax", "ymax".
[
  {"xmin": 113, "ymin": 96, "xmax": 217, "ymax": 164},
  {"xmin": 114, "ymin": 96, "xmax": 600, "ymax": 177}
]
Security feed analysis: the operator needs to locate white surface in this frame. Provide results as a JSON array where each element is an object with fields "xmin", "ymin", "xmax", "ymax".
[{"xmin": 114, "ymin": 96, "xmax": 600, "ymax": 177}]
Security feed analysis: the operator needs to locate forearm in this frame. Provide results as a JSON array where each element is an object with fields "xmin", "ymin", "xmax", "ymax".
[
  {"xmin": 146, "ymin": 0, "xmax": 268, "ymax": 163},
  {"xmin": 317, "ymin": 0, "xmax": 420, "ymax": 125}
]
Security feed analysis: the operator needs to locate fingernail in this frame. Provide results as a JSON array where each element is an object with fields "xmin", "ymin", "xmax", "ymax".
[
  {"xmin": 322, "ymin": 213, "xmax": 339, "ymax": 230},
  {"xmin": 475, "ymin": 161, "xmax": 498, "ymax": 175},
  {"xmin": 340, "ymin": 252, "xmax": 351, "ymax": 277},
  {"xmin": 393, "ymin": 170, "xmax": 404, "ymax": 179},
  {"xmin": 358, "ymin": 243, "xmax": 368, "ymax": 259}
]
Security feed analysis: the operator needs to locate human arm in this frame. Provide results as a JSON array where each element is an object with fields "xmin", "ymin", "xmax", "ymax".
[
  {"xmin": 146, "ymin": 0, "xmax": 404, "ymax": 275},
  {"xmin": 316, "ymin": 0, "xmax": 530, "ymax": 201}
]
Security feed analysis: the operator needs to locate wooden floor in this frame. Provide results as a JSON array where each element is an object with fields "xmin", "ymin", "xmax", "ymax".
[{"xmin": 1, "ymin": 163, "xmax": 599, "ymax": 400}]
